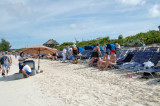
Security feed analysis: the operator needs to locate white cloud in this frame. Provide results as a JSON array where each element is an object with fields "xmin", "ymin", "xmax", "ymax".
[
  {"xmin": 70, "ymin": 24, "xmax": 77, "ymax": 29},
  {"xmin": 117, "ymin": 0, "xmax": 146, "ymax": 5},
  {"xmin": 149, "ymin": 5, "xmax": 160, "ymax": 17}
]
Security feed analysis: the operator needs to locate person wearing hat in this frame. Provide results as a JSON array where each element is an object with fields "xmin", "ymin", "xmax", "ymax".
[
  {"xmin": 102, "ymin": 50, "xmax": 116, "ymax": 71},
  {"xmin": 21, "ymin": 63, "xmax": 32, "ymax": 78}
]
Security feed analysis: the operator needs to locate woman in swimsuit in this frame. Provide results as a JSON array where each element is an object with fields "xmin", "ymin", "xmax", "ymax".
[
  {"xmin": 97, "ymin": 52, "xmax": 110, "ymax": 69},
  {"xmin": 90, "ymin": 44, "xmax": 102, "ymax": 67},
  {"xmin": 102, "ymin": 50, "xmax": 116, "ymax": 71}
]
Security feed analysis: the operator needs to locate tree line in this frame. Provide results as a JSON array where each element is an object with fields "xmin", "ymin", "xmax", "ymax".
[
  {"xmin": 0, "ymin": 38, "xmax": 11, "ymax": 51},
  {"xmin": 55, "ymin": 30, "xmax": 160, "ymax": 50}
]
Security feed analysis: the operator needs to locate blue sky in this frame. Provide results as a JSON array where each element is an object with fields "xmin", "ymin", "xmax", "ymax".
[{"xmin": 0, "ymin": 0, "xmax": 160, "ymax": 49}]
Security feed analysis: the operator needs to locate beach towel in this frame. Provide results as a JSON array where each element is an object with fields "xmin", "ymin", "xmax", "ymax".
[{"xmin": 143, "ymin": 61, "xmax": 154, "ymax": 68}]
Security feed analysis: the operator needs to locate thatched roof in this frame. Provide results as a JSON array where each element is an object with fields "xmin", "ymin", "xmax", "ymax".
[{"xmin": 43, "ymin": 39, "xmax": 59, "ymax": 45}]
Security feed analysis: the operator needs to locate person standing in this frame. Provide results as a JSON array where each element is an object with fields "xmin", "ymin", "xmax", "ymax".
[
  {"xmin": 18, "ymin": 52, "xmax": 26, "ymax": 73},
  {"xmin": 90, "ymin": 44, "xmax": 102, "ymax": 67},
  {"xmin": 62, "ymin": 47, "xmax": 67, "ymax": 62},
  {"xmin": 115, "ymin": 42, "xmax": 120, "ymax": 57},
  {"xmin": 72, "ymin": 44, "xmax": 78, "ymax": 64},
  {"xmin": 141, "ymin": 40, "xmax": 145, "ymax": 47},
  {"xmin": 0, "ymin": 52, "xmax": 12, "ymax": 77}
]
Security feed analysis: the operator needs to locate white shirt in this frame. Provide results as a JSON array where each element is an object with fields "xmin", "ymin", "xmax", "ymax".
[
  {"xmin": 68, "ymin": 48, "xmax": 72, "ymax": 54},
  {"xmin": 116, "ymin": 44, "xmax": 120, "ymax": 49},
  {"xmin": 22, "ymin": 65, "xmax": 32, "ymax": 72},
  {"xmin": 62, "ymin": 49, "xmax": 67, "ymax": 55}
]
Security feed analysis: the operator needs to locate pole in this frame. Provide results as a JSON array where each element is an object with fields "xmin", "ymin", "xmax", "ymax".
[{"xmin": 38, "ymin": 49, "xmax": 40, "ymax": 70}]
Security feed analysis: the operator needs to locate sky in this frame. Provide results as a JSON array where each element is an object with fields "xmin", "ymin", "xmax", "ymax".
[{"xmin": 0, "ymin": 0, "xmax": 160, "ymax": 49}]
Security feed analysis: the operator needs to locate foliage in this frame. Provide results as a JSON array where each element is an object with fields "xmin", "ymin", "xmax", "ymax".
[
  {"xmin": 55, "ymin": 30, "xmax": 160, "ymax": 50},
  {"xmin": 0, "ymin": 38, "xmax": 11, "ymax": 51},
  {"xmin": 118, "ymin": 35, "xmax": 123, "ymax": 39}
]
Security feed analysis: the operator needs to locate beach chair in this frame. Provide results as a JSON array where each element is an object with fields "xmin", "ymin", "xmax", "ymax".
[
  {"xmin": 23, "ymin": 60, "xmax": 36, "ymax": 76},
  {"xmin": 115, "ymin": 50, "xmax": 156, "ymax": 69},
  {"xmin": 125, "ymin": 51, "xmax": 160, "ymax": 77},
  {"xmin": 139, "ymin": 66, "xmax": 160, "ymax": 78}
]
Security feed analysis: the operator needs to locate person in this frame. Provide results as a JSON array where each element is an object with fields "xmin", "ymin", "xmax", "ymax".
[
  {"xmin": 52, "ymin": 52, "xmax": 58, "ymax": 60},
  {"xmin": 21, "ymin": 63, "xmax": 32, "ymax": 78},
  {"xmin": 102, "ymin": 50, "xmax": 116, "ymax": 71},
  {"xmin": 90, "ymin": 44, "xmax": 102, "ymax": 67},
  {"xmin": 67, "ymin": 46, "xmax": 72, "ymax": 60},
  {"xmin": 18, "ymin": 52, "xmax": 26, "ymax": 73},
  {"xmin": 115, "ymin": 42, "xmax": 120, "ymax": 57},
  {"xmin": 97, "ymin": 52, "xmax": 110, "ymax": 69},
  {"xmin": 72, "ymin": 44, "xmax": 78, "ymax": 64},
  {"xmin": 142, "ymin": 40, "xmax": 145, "ymax": 47},
  {"xmin": 62, "ymin": 47, "xmax": 67, "ymax": 62},
  {"xmin": 0, "ymin": 52, "xmax": 12, "ymax": 77},
  {"xmin": 15, "ymin": 52, "xmax": 17, "ymax": 58}
]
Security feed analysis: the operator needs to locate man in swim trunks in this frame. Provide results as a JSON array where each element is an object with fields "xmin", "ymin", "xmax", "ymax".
[{"xmin": 90, "ymin": 44, "xmax": 102, "ymax": 67}]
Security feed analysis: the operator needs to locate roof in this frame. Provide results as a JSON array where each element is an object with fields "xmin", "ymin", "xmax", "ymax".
[{"xmin": 43, "ymin": 39, "xmax": 59, "ymax": 45}]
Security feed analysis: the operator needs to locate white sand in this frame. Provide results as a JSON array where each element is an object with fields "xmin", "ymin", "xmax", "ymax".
[{"xmin": 1, "ymin": 56, "xmax": 160, "ymax": 106}]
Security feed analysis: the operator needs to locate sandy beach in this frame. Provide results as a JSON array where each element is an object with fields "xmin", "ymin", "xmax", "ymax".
[{"xmin": 0, "ymin": 56, "xmax": 160, "ymax": 106}]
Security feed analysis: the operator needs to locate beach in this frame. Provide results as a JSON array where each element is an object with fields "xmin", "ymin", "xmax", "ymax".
[{"xmin": 0, "ymin": 56, "xmax": 160, "ymax": 106}]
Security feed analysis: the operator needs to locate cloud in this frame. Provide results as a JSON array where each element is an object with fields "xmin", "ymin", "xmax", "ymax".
[
  {"xmin": 70, "ymin": 24, "xmax": 77, "ymax": 29},
  {"xmin": 117, "ymin": 0, "xmax": 146, "ymax": 5},
  {"xmin": 149, "ymin": 4, "xmax": 160, "ymax": 17}
]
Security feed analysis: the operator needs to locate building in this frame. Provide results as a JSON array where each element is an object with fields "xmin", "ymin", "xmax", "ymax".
[{"xmin": 43, "ymin": 39, "xmax": 59, "ymax": 47}]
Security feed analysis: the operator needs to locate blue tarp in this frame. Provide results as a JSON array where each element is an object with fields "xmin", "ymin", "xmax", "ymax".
[
  {"xmin": 77, "ymin": 47, "xmax": 84, "ymax": 53},
  {"xmin": 110, "ymin": 44, "xmax": 115, "ymax": 50},
  {"xmin": 84, "ymin": 45, "xmax": 103, "ymax": 50},
  {"xmin": 106, "ymin": 44, "xmax": 115, "ymax": 50}
]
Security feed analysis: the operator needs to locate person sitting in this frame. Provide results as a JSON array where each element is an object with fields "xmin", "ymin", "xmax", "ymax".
[
  {"xmin": 21, "ymin": 63, "xmax": 32, "ymax": 78},
  {"xmin": 90, "ymin": 44, "xmax": 102, "ymax": 67},
  {"xmin": 52, "ymin": 52, "xmax": 58, "ymax": 60},
  {"xmin": 72, "ymin": 44, "xmax": 78, "ymax": 64},
  {"xmin": 97, "ymin": 52, "xmax": 110, "ymax": 70},
  {"xmin": 102, "ymin": 50, "xmax": 116, "ymax": 71}
]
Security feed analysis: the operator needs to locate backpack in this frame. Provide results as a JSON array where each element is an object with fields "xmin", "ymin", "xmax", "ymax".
[{"xmin": 0, "ymin": 56, "xmax": 4, "ymax": 64}]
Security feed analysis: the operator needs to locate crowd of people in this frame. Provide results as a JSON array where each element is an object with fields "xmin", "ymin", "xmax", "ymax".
[{"xmin": 61, "ymin": 42, "xmax": 121, "ymax": 70}]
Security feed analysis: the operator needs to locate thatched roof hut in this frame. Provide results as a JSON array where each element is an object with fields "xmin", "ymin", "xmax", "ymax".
[{"xmin": 43, "ymin": 39, "xmax": 59, "ymax": 47}]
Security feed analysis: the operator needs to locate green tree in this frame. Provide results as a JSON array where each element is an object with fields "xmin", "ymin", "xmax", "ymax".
[
  {"xmin": 0, "ymin": 38, "xmax": 11, "ymax": 51},
  {"xmin": 118, "ymin": 35, "xmax": 123, "ymax": 39}
]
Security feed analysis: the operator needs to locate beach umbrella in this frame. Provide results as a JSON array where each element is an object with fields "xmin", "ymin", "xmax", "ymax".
[{"xmin": 22, "ymin": 45, "xmax": 57, "ymax": 70}]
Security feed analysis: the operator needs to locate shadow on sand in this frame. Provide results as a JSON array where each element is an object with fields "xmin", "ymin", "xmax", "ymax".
[{"xmin": 0, "ymin": 74, "xmax": 25, "ymax": 82}]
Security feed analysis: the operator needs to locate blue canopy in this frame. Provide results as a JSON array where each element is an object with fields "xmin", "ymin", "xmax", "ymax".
[
  {"xmin": 84, "ymin": 46, "xmax": 94, "ymax": 50},
  {"xmin": 106, "ymin": 44, "xmax": 115, "ymax": 50},
  {"xmin": 84, "ymin": 45, "xmax": 103, "ymax": 50},
  {"xmin": 110, "ymin": 44, "xmax": 116, "ymax": 50},
  {"xmin": 77, "ymin": 47, "xmax": 84, "ymax": 53}
]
